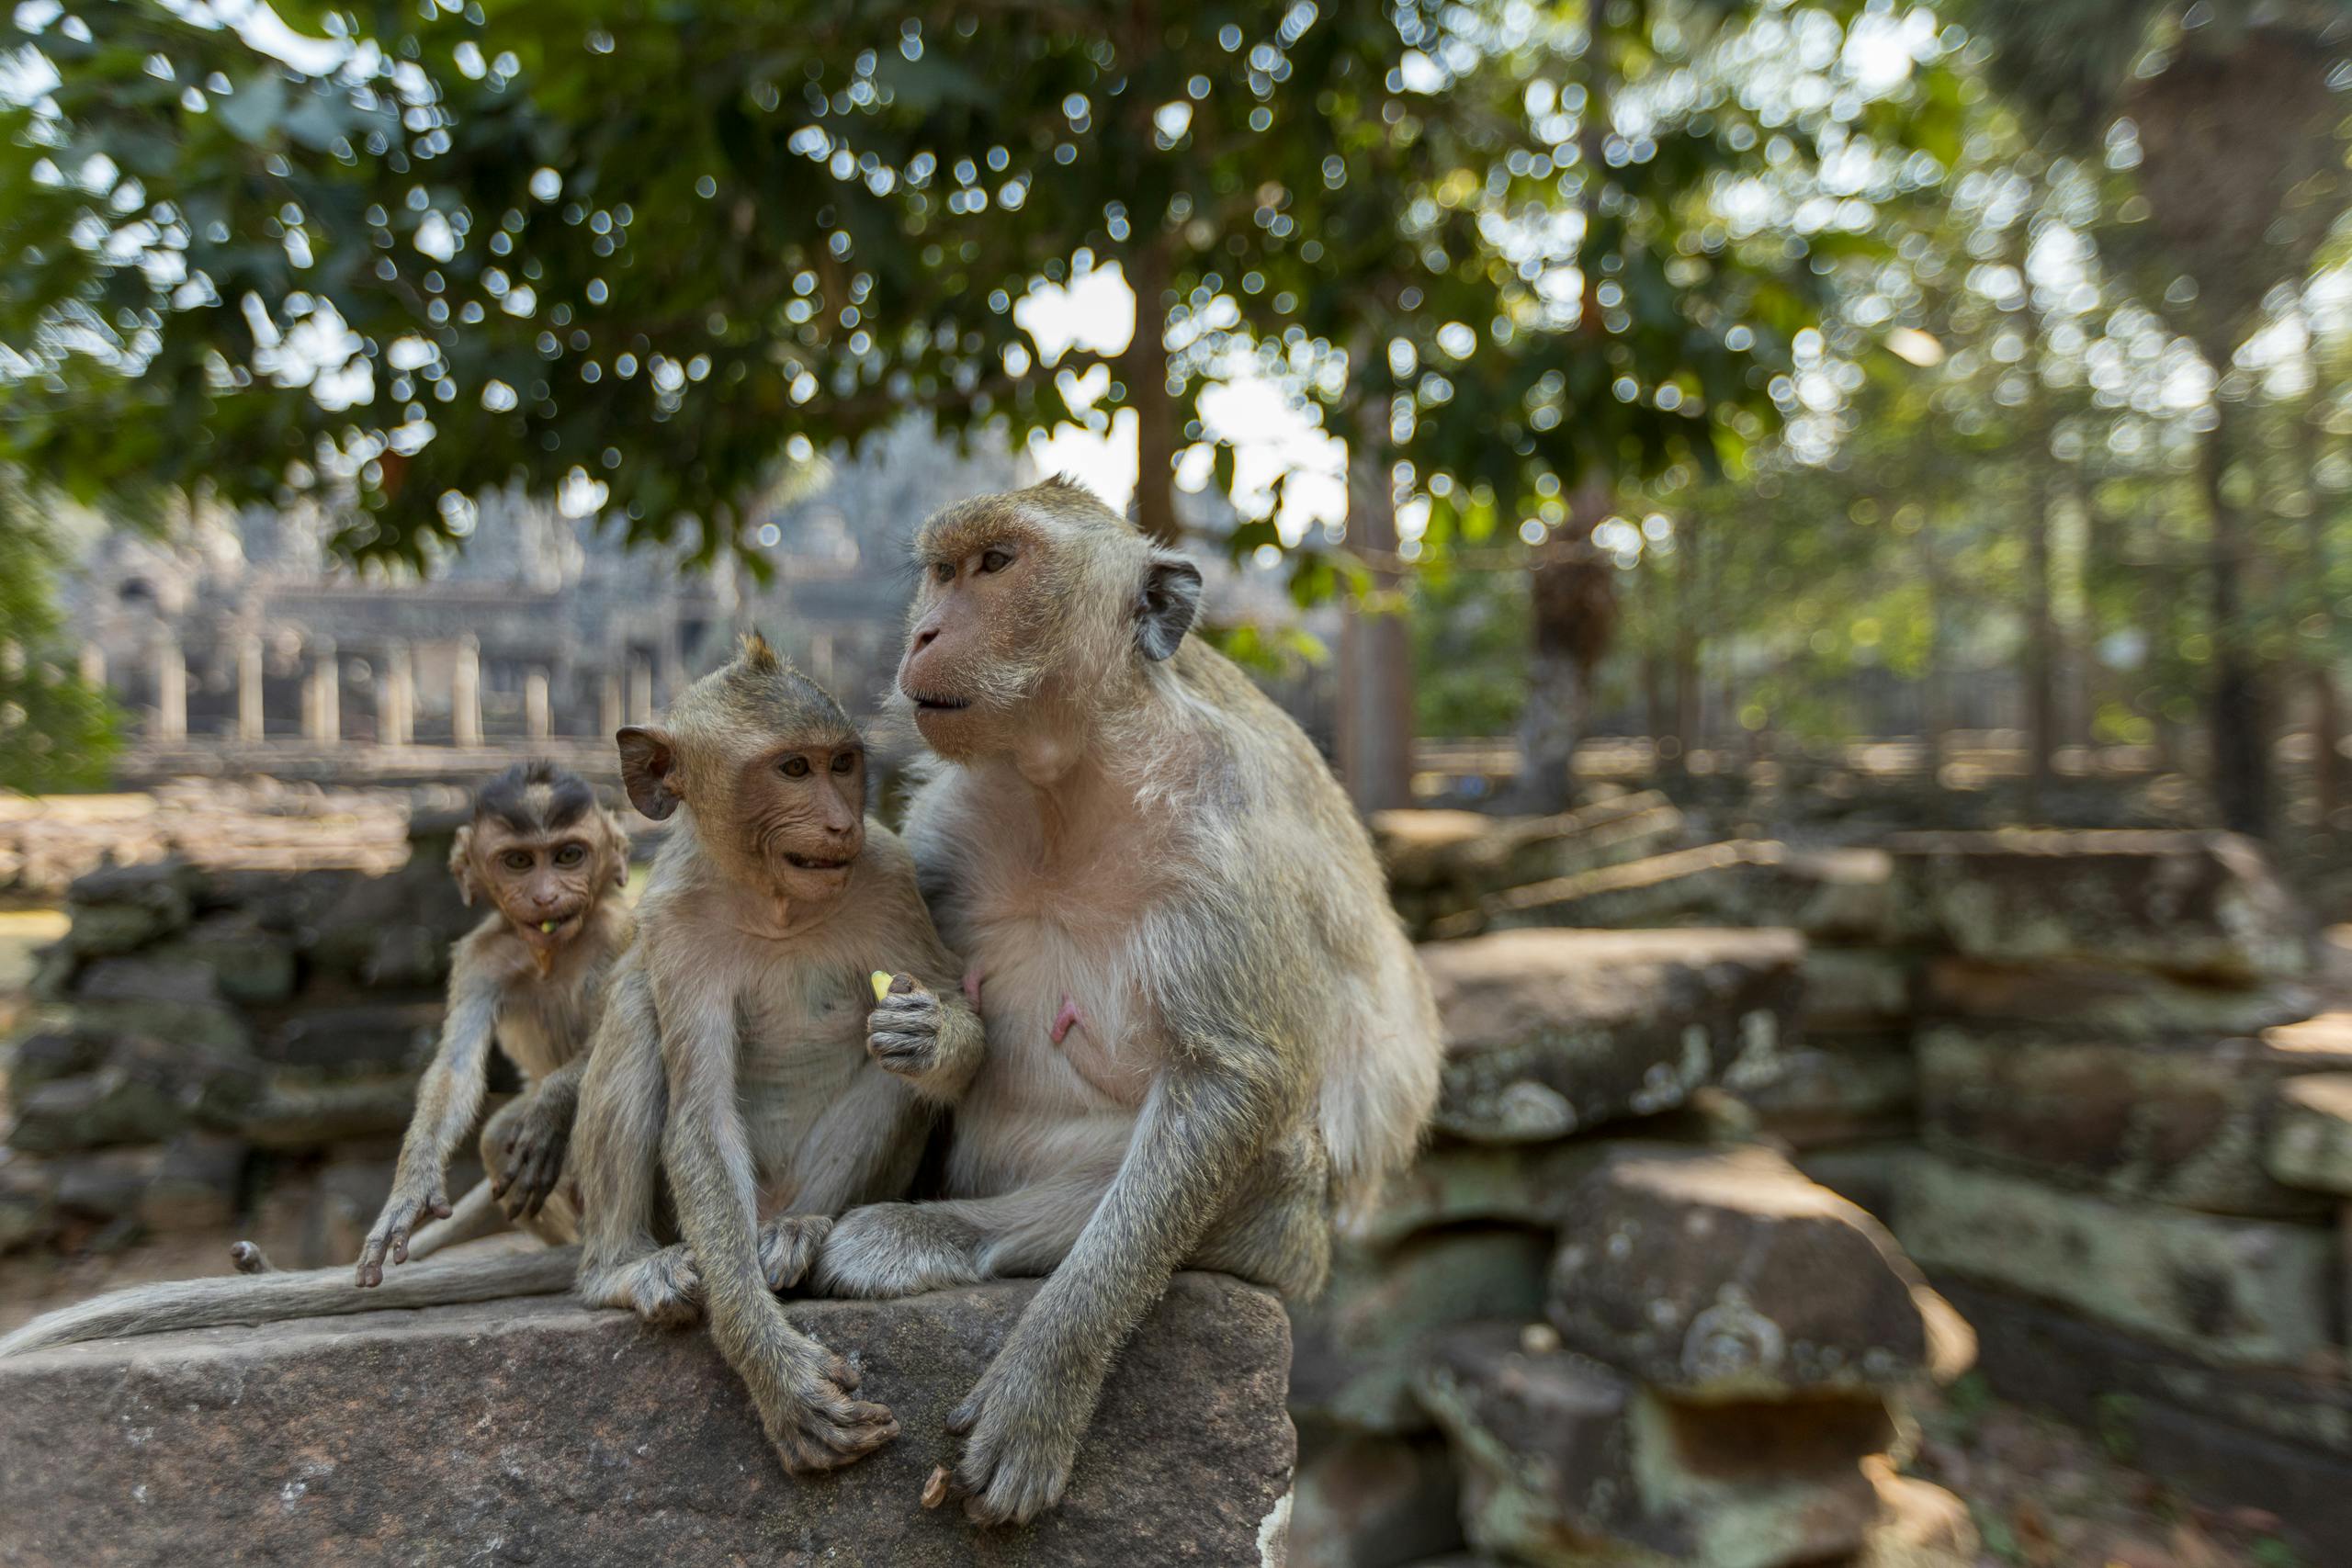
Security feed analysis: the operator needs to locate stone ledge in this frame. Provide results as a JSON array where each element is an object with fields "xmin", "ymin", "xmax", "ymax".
[{"xmin": 0, "ymin": 1272, "xmax": 1295, "ymax": 1567}]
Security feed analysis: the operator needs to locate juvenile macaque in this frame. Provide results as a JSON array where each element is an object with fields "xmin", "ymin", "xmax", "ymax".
[
  {"xmin": 0, "ymin": 765, "xmax": 629, "ymax": 1355},
  {"xmin": 356, "ymin": 761, "xmax": 635, "ymax": 1284},
  {"xmin": 566, "ymin": 634, "xmax": 984, "ymax": 1473},
  {"xmin": 813, "ymin": 479, "xmax": 1443, "ymax": 1523}
]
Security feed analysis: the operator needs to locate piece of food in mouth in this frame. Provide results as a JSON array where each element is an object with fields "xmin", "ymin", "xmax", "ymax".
[
  {"xmin": 540, "ymin": 919, "xmax": 558, "ymax": 933},
  {"xmin": 870, "ymin": 970, "xmax": 894, "ymax": 1003}
]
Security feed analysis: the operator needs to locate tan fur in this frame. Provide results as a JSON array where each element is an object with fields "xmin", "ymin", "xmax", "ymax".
[
  {"xmin": 568, "ymin": 642, "xmax": 984, "ymax": 1474},
  {"xmin": 815, "ymin": 479, "xmax": 1442, "ymax": 1525}
]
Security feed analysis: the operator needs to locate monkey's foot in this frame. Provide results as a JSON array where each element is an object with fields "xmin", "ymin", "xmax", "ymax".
[
  {"xmin": 756, "ymin": 1213, "xmax": 833, "ymax": 1292},
  {"xmin": 580, "ymin": 1247, "xmax": 702, "ymax": 1326},
  {"xmin": 944, "ymin": 1348, "xmax": 1088, "ymax": 1526},
  {"xmin": 752, "ymin": 1348, "xmax": 899, "ymax": 1472},
  {"xmin": 810, "ymin": 1203, "xmax": 985, "ymax": 1300}
]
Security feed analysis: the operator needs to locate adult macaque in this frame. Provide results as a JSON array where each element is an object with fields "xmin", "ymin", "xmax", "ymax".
[
  {"xmin": 356, "ymin": 761, "xmax": 635, "ymax": 1284},
  {"xmin": 0, "ymin": 763, "xmax": 631, "ymax": 1356},
  {"xmin": 567, "ymin": 634, "xmax": 984, "ymax": 1474},
  {"xmin": 813, "ymin": 478, "xmax": 1443, "ymax": 1524}
]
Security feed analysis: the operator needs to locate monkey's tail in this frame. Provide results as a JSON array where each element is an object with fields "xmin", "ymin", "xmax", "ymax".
[
  {"xmin": 401, "ymin": 1178, "xmax": 509, "ymax": 1263},
  {"xmin": 0, "ymin": 1244, "xmax": 581, "ymax": 1359}
]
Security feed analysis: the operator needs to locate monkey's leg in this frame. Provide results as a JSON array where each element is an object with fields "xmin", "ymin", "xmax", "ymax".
[
  {"xmin": 401, "ymin": 1178, "xmax": 507, "ymax": 1264},
  {"xmin": 1189, "ymin": 1124, "xmax": 1332, "ymax": 1300},
  {"xmin": 944, "ymin": 1061, "xmax": 1283, "ymax": 1526},
  {"xmin": 810, "ymin": 1175, "xmax": 1107, "ymax": 1300},
  {"xmin": 572, "ymin": 964, "xmax": 697, "ymax": 1323}
]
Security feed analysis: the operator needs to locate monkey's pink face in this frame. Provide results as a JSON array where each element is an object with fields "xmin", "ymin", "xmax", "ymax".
[
  {"xmin": 899, "ymin": 527, "xmax": 1036, "ymax": 759},
  {"xmin": 739, "ymin": 739, "xmax": 865, "ymax": 900}
]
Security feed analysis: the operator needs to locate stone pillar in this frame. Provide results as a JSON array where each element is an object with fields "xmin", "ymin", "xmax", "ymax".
[
  {"xmin": 379, "ymin": 644, "xmax": 414, "ymax": 747},
  {"xmin": 152, "ymin": 634, "xmax": 187, "ymax": 742},
  {"xmin": 77, "ymin": 642, "xmax": 106, "ymax": 691},
  {"xmin": 236, "ymin": 633, "xmax": 264, "ymax": 742},
  {"xmin": 452, "ymin": 636, "xmax": 481, "ymax": 748},
  {"xmin": 628, "ymin": 658, "xmax": 654, "ymax": 727},
  {"xmin": 303, "ymin": 640, "xmax": 338, "ymax": 744},
  {"xmin": 526, "ymin": 667, "xmax": 552, "ymax": 740},
  {"xmin": 599, "ymin": 671, "xmax": 626, "ymax": 739}
]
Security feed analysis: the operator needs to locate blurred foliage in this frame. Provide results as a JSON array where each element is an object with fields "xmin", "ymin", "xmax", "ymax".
[
  {"xmin": 0, "ymin": 478, "xmax": 121, "ymax": 792},
  {"xmin": 1412, "ymin": 564, "xmax": 1530, "ymax": 737}
]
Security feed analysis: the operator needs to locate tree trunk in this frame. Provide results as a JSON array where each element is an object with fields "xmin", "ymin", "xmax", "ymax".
[
  {"xmin": 1509, "ymin": 475, "xmax": 1615, "ymax": 814},
  {"xmin": 1336, "ymin": 395, "xmax": 1414, "ymax": 812},
  {"xmin": 2200, "ymin": 400, "xmax": 2270, "ymax": 837},
  {"xmin": 1119, "ymin": 242, "xmax": 1181, "ymax": 548},
  {"xmin": 1917, "ymin": 520, "xmax": 1951, "ymax": 782},
  {"xmin": 2024, "ymin": 468, "xmax": 2060, "ymax": 818}
]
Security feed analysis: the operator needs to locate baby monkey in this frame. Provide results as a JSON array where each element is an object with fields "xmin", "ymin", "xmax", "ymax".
[
  {"xmin": 356, "ymin": 760, "xmax": 635, "ymax": 1285},
  {"xmin": 567, "ymin": 634, "xmax": 983, "ymax": 1474}
]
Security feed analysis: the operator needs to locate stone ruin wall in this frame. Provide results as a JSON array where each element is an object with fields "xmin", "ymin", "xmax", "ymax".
[{"xmin": 7, "ymin": 792, "xmax": 2341, "ymax": 1562}]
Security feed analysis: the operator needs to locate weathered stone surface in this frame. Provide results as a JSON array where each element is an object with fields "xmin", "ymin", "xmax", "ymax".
[
  {"xmin": 1800, "ymin": 948, "xmax": 1917, "ymax": 1032},
  {"xmin": 1918, "ymin": 1022, "xmax": 2352, "ymax": 1218},
  {"xmin": 70, "ymin": 955, "xmax": 223, "ymax": 1009},
  {"xmin": 1792, "ymin": 1146, "xmax": 1910, "ymax": 1226},
  {"xmin": 1482, "ymin": 843, "xmax": 1893, "ymax": 944},
  {"xmin": 1416, "ymin": 1322, "xmax": 1893, "ymax": 1568},
  {"xmin": 62, "ymin": 862, "xmax": 196, "ymax": 958},
  {"xmin": 0, "ymin": 1155, "xmax": 57, "ymax": 1255},
  {"xmin": 1920, "ymin": 957, "xmax": 2317, "ymax": 1041},
  {"xmin": 1421, "ymin": 930, "xmax": 1804, "ymax": 1145},
  {"xmin": 3, "ymin": 1026, "xmax": 101, "ymax": 1100},
  {"xmin": 0, "ymin": 1273, "xmax": 1295, "ymax": 1568},
  {"xmin": 1351, "ymin": 1142, "xmax": 1604, "ymax": 1249},
  {"xmin": 236, "ymin": 1072, "xmax": 422, "ymax": 1152},
  {"xmin": 1547, "ymin": 1145, "xmax": 1969, "ymax": 1400},
  {"xmin": 264, "ymin": 1001, "xmax": 441, "ymax": 1075},
  {"xmin": 1854, "ymin": 1461, "xmax": 1977, "ymax": 1568},
  {"xmin": 1722, "ymin": 1037, "xmax": 1917, "ymax": 1150},
  {"xmin": 1885, "ymin": 829, "xmax": 2312, "ymax": 984},
  {"xmin": 51, "ymin": 1145, "xmax": 165, "ymax": 1220},
  {"xmin": 62, "ymin": 997, "xmax": 250, "ymax": 1056},
  {"xmin": 160, "ymin": 912, "xmax": 299, "ymax": 1004},
  {"xmin": 1940, "ymin": 1280, "xmax": 2352, "ymax": 1556},
  {"xmin": 1893, "ymin": 1153, "xmax": 2335, "ymax": 1364},
  {"xmin": 1377, "ymin": 795, "xmax": 1684, "ymax": 933},
  {"xmin": 2267, "ymin": 1073, "xmax": 2352, "ymax": 1196},
  {"xmin": 8, "ymin": 1067, "xmax": 185, "ymax": 1154},
  {"xmin": 137, "ymin": 1132, "xmax": 248, "ymax": 1230},
  {"xmin": 1290, "ymin": 1228, "xmax": 1551, "ymax": 1432},
  {"xmin": 1289, "ymin": 1428, "xmax": 1464, "ymax": 1568}
]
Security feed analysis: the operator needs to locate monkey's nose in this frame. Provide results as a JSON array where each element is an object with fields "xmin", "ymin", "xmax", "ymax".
[{"xmin": 911, "ymin": 626, "xmax": 939, "ymax": 653}]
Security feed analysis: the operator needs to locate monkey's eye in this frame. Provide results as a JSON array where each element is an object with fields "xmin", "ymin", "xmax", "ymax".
[
  {"xmin": 502, "ymin": 851, "xmax": 534, "ymax": 872},
  {"xmin": 932, "ymin": 560, "xmax": 955, "ymax": 584},
  {"xmin": 978, "ymin": 547, "xmax": 1012, "ymax": 574},
  {"xmin": 779, "ymin": 756, "xmax": 811, "ymax": 778},
  {"xmin": 555, "ymin": 843, "xmax": 586, "ymax": 867},
  {"xmin": 831, "ymin": 750, "xmax": 857, "ymax": 774}
]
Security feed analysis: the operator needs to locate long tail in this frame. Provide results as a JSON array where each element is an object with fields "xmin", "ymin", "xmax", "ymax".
[
  {"xmin": 401, "ymin": 1178, "xmax": 511, "ymax": 1263},
  {"xmin": 0, "ymin": 1245, "xmax": 581, "ymax": 1358}
]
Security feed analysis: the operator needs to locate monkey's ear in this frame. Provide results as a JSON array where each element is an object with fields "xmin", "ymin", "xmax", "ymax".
[
  {"xmin": 447, "ymin": 823, "xmax": 479, "ymax": 908},
  {"xmin": 616, "ymin": 727, "xmax": 683, "ymax": 820},
  {"xmin": 1136, "ymin": 554, "xmax": 1204, "ymax": 661}
]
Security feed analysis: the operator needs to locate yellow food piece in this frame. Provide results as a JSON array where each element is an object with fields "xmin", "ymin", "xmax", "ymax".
[{"xmin": 870, "ymin": 970, "xmax": 894, "ymax": 1002}]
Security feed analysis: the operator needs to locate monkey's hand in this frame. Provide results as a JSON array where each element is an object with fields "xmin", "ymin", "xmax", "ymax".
[
  {"xmin": 756, "ymin": 1213, "xmax": 833, "ymax": 1292},
  {"xmin": 355, "ymin": 1179, "xmax": 451, "ymax": 1288},
  {"xmin": 865, "ymin": 974, "xmax": 946, "ymax": 1077},
  {"xmin": 942, "ymin": 1332, "xmax": 1091, "ymax": 1526},
  {"xmin": 749, "ymin": 1333, "xmax": 899, "ymax": 1473},
  {"xmin": 488, "ymin": 1093, "xmax": 571, "ymax": 1223}
]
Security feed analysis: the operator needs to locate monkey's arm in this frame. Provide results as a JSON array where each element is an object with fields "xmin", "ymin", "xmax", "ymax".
[
  {"xmin": 489, "ymin": 1052, "xmax": 586, "ymax": 1221},
  {"xmin": 946, "ymin": 1035, "xmax": 1293, "ymax": 1525},
  {"xmin": 660, "ymin": 985, "xmax": 899, "ymax": 1472},
  {"xmin": 357, "ymin": 964, "xmax": 503, "ymax": 1286},
  {"xmin": 865, "ymin": 974, "xmax": 985, "ymax": 1102}
]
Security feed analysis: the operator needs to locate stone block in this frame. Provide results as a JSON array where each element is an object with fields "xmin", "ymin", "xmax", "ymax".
[
  {"xmin": 1483, "ymin": 843, "xmax": 1893, "ymax": 944},
  {"xmin": 0, "ymin": 1273, "xmax": 1295, "ymax": 1568},
  {"xmin": 70, "ymin": 955, "xmax": 222, "ymax": 1009},
  {"xmin": 264, "ymin": 1001, "xmax": 442, "ymax": 1075},
  {"xmin": 1289, "ymin": 1428, "xmax": 1464, "ymax": 1568},
  {"xmin": 7, "ymin": 1068, "xmax": 186, "ymax": 1155},
  {"xmin": 160, "ymin": 912, "xmax": 299, "ymax": 1004},
  {"xmin": 1290, "ymin": 1227, "xmax": 1552, "ymax": 1432},
  {"xmin": 3, "ymin": 1026, "xmax": 102, "ymax": 1101},
  {"xmin": 1722, "ymin": 1036, "xmax": 1917, "ymax": 1150},
  {"xmin": 236, "ymin": 1072, "xmax": 423, "ymax": 1153},
  {"xmin": 1375, "ymin": 794, "xmax": 1682, "ymax": 897},
  {"xmin": 1421, "ymin": 930, "xmax": 1804, "ymax": 1145},
  {"xmin": 62, "ymin": 862, "xmax": 196, "ymax": 958},
  {"xmin": 0, "ymin": 1156, "xmax": 57, "ymax": 1255},
  {"xmin": 1884, "ymin": 829, "xmax": 2311, "ymax": 984},
  {"xmin": 1918, "ymin": 1022, "xmax": 2352, "ymax": 1217},
  {"xmin": 1547, "ymin": 1145, "xmax": 1969, "ymax": 1400},
  {"xmin": 1940, "ymin": 1279, "xmax": 2352, "ymax": 1557},
  {"xmin": 138, "ymin": 1132, "xmax": 248, "ymax": 1231},
  {"xmin": 1893, "ymin": 1153, "xmax": 2335, "ymax": 1364},
  {"xmin": 1800, "ymin": 948, "xmax": 1917, "ymax": 1033},
  {"xmin": 1416, "ymin": 1322, "xmax": 1894, "ymax": 1568},
  {"xmin": 1919, "ymin": 957, "xmax": 2316, "ymax": 1041},
  {"xmin": 51, "ymin": 1145, "xmax": 165, "ymax": 1221},
  {"xmin": 2267, "ymin": 1073, "xmax": 2352, "ymax": 1196},
  {"xmin": 1351, "ymin": 1142, "xmax": 1604, "ymax": 1249}
]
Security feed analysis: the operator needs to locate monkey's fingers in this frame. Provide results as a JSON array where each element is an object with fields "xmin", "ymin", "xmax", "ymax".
[
  {"xmin": 887, "ymin": 972, "xmax": 919, "ymax": 998},
  {"xmin": 229, "ymin": 1240, "xmax": 272, "ymax": 1275}
]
